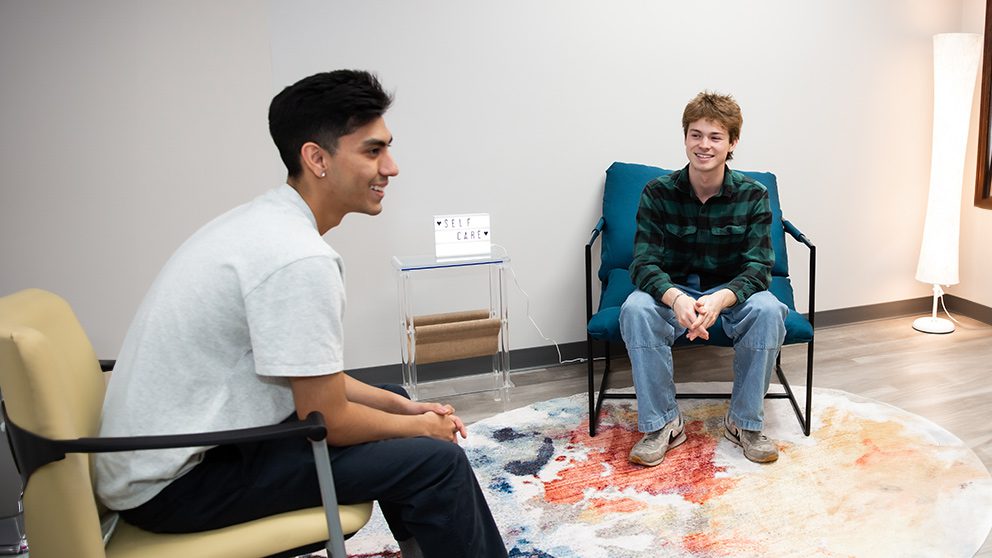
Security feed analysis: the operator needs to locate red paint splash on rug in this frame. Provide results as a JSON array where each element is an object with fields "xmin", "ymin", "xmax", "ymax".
[
  {"xmin": 855, "ymin": 438, "xmax": 918, "ymax": 467},
  {"xmin": 586, "ymin": 496, "xmax": 648, "ymax": 514},
  {"xmin": 543, "ymin": 418, "xmax": 734, "ymax": 506}
]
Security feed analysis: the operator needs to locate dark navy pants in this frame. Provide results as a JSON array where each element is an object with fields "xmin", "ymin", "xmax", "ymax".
[{"xmin": 121, "ymin": 385, "xmax": 507, "ymax": 558}]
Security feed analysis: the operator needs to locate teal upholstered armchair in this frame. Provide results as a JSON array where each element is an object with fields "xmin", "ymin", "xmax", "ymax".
[{"xmin": 584, "ymin": 162, "xmax": 815, "ymax": 436}]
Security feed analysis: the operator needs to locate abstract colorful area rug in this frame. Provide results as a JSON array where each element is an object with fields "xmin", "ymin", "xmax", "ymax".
[{"xmin": 343, "ymin": 384, "xmax": 992, "ymax": 557}]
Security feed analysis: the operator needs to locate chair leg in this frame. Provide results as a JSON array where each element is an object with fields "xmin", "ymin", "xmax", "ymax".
[
  {"xmin": 773, "ymin": 348, "xmax": 813, "ymax": 437},
  {"xmin": 311, "ymin": 440, "xmax": 347, "ymax": 558},
  {"xmin": 587, "ymin": 335, "xmax": 597, "ymax": 437},
  {"xmin": 588, "ymin": 339, "xmax": 616, "ymax": 437},
  {"xmin": 804, "ymin": 340, "xmax": 814, "ymax": 436}
]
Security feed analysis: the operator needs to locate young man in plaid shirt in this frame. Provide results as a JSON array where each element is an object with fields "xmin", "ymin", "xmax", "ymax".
[{"xmin": 620, "ymin": 91, "xmax": 787, "ymax": 466}]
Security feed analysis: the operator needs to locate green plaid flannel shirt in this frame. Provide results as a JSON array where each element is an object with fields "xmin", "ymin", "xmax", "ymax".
[{"xmin": 629, "ymin": 165, "xmax": 774, "ymax": 305}]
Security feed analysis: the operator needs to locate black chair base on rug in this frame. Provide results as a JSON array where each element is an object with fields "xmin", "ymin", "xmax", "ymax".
[{"xmin": 586, "ymin": 342, "xmax": 814, "ymax": 438}]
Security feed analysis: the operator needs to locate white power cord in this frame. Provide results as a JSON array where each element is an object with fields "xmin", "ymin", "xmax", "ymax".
[
  {"xmin": 491, "ymin": 244, "xmax": 586, "ymax": 366},
  {"xmin": 938, "ymin": 291, "xmax": 963, "ymax": 325}
]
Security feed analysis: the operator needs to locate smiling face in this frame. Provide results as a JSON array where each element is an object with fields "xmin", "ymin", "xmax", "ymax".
[
  {"xmin": 324, "ymin": 116, "xmax": 399, "ymax": 218},
  {"xmin": 684, "ymin": 118, "xmax": 738, "ymax": 175}
]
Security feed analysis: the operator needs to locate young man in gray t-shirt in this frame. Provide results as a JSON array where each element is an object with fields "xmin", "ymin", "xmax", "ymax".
[{"xmin": 95, "ymin": 70, "xmax": 506, "ymax": 558}]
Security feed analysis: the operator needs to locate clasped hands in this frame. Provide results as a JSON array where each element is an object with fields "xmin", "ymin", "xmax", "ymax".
[
  {"xmin": 409, "ymin": 400, "xmax": 468, "ymax": 444},
  {"xmin": 670, "ymin": 288, "xmax": 735, "ymax": 341}
]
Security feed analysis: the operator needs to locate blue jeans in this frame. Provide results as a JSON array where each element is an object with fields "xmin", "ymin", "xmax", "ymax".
[{"xmin": 619, "ymin": 284, "xmax": 787, "ymax": 433}]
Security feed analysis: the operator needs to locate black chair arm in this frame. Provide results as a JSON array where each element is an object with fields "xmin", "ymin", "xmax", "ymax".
[
  {"xmin": 782, "ymin": 219, "xmax": 816, "ymax": 329},
  {"xmin": 1, "ymin": 403, "xmax": 328, "ymax": 487},
  {"xmin": 585, "ymin": 217, "xmax": 605, "ymax": 322},
  {"xmin": 99, "ymin": 359, "xmax": 116, "ymax": 372}
]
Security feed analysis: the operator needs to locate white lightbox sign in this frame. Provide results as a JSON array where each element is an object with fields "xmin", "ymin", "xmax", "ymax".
[{"xmin": 434, "ymin": 213, "xmax": 491, "ymax": 258}]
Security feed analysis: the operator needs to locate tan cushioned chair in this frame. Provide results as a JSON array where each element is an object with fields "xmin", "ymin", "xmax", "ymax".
[{"xmin": 0, "ymin": 288, "xmax": 372, "ymax": 558}]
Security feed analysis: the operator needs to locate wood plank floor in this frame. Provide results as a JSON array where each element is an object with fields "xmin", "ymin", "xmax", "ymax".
[{"xmin": 441, "ymin": 314, "xmax": 992, "ymax": 556}]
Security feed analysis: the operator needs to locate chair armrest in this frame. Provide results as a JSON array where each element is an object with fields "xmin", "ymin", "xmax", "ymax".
[
  {"xmin": 2, "ymin": 404, "xmax": 328, "ymax": 485},
  {"xmin": 585, "ymin": 218, "xmax": 605, "ymax": 322},
  {"xmin": 74, "ymin": 411, "xmax": 326, "ymax": 451},
  {"xmin": 782, "ymin": 219, "xmax": 816, "ymax": 329},
  {"xmin": 587, "ymin": 217, "xmax": 605, "ymax": 247},
  {"xmin": 783, "ymin": 219, "xmax": 813, "ymax": 249}
]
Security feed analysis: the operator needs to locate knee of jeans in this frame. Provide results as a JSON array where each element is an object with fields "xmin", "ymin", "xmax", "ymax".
[
  {"xmin": 748, "ymin": 293, "xmax": 788, "ymax": 321},
  {"xmin": 736, "ymin": 294, "xmax": 786, "ymax": 343},
  {"xmin": 620, "ymin": 290, "xmax": 653, "ymax": 313},
  {"xmin": 421, "ymin": 435, "xmax": 463, "ymax": 459},
  {"xmin": 620, "ymin": 311, "xmax": 675, "ymax": 346},
  {"xmin": 620, "ymin": 293, "xmax": 674, "ymax": 343},
  {"xmin": 421, "ymin": 439, "xmax": 470, "ymax": 480}
]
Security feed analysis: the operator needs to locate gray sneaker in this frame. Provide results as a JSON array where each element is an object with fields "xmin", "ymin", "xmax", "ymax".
[
  {"xmin": 629, "ymin": 414, "xmax": 687, "ymax": 467},
  {"xmin": 724, "ymin": 414, "xmax": 779, "ymax": 463}
]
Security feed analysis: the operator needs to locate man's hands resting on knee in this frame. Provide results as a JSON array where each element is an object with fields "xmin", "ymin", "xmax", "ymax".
[
  {"xmin": 410, "ymin": 401, "xmax": 468, "ymax": 443},
  {"xmin": 291, "ymin": 373, "xmax": 469, "ymax": 446}
]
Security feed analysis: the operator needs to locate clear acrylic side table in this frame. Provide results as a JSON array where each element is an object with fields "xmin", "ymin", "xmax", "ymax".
[{"xmin": 392, "ymin": 252, "xmax": 511, "ymax": 401}]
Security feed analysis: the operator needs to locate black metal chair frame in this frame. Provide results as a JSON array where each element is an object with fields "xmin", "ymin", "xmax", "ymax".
[{"xmin": 585, "ymin": 220, "xmax": 816, "ymax": 438}]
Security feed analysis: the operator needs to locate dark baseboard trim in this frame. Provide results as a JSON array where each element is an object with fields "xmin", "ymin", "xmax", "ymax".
[
  {"xmin": 944, "ymin": 294, "xmax": 992, "ymax": 325},
  {"xmin": 814, "ymin": 295, "xmax": 992, "ymax": 328},
  {"xmin": 352, "ymin": 295, "xmax": 992, "ymax": 385},
  {"xmin": 813, "ymin": 297, "xmax": 932, "ymax": 328}
]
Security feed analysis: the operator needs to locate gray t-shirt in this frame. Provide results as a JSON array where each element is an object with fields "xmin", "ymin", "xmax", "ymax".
[{"xmin": 95, "ymin": 184, "xmax": 345, "ymax": 511}]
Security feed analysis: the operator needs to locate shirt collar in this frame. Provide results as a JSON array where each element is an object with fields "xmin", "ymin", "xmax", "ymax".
[
  {"xmin": 278, "ymin": 183, "xmax": 319, "ymax": 230},
  {"xmin": 674, "ymin": 164, "xmax": 737, "ymax": 200}
]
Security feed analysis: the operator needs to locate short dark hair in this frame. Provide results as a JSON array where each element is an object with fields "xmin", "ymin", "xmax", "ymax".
[{"xmin": 268, "ymin": 70, "xmax": 393, "ymax": 177}]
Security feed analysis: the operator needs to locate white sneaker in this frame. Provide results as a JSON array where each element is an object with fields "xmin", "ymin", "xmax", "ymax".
[
  {"xmin": 628, "ymin": 414, "xmax": 687, "ymax": 467},
  {"xmin": 724, "ymin": 414, "xmax": 779, "ymax": 463}
]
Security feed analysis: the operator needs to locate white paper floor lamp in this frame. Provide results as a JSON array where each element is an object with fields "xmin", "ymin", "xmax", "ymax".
[{"xmin": 914, "ymin": 33, "xmax": 982, "ymax": 334}]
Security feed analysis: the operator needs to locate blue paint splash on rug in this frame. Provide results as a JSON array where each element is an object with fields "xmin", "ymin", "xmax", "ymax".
[
  {"xmin": 504, "ymin": 436, "xmax": 554, "ymax": 476},
  {"xmin": 493, "ymin": 426, "xmax": 529, "ymax": 442}
]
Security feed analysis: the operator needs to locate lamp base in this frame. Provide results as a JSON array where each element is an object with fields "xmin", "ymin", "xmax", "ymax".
[{"xmin": 912, "ymin": 316, "xmax": 955, "ymax": 334}]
